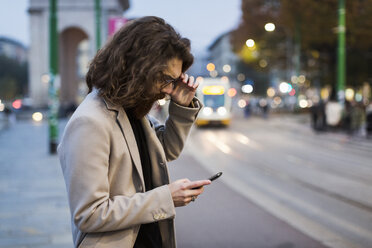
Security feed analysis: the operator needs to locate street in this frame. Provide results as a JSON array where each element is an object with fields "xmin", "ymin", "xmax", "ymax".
[
  {"xmin": 180, "ymin": 113, "xmax": 372, "ymax": 248},
  {"xmin": 0, "ymin": 113, "xmax": 371, "ymax": 247}
]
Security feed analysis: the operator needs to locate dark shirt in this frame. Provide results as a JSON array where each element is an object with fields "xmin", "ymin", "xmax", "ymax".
[{"xmin": 126, "ymin": 110, "xmax": 162, "ymax": 248}]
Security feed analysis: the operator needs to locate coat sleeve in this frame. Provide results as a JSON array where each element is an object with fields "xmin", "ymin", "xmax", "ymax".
[
  {"xmin": 58, "ymin": 116, "xmax": 176, "ymax": 233},
  {"xmin": 150, "ymin": 97, "xmax": 202, "ymax": 161}
]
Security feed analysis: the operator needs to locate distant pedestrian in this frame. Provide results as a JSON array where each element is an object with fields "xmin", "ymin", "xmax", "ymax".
[
  {"xmin": 259, "ymin": 99, "xmax": 269, "ymax": 119},
  {"xmin": 317, "ymin": 99, "xmax": 327, "ymax": 130},
  {"xmin": 3, "ymin": 106, "xmax": 16, "ymax": 127},
  {"xmin": 310, "ymin": 100, "xmax": 327, "ymax": 131},
  {"xmin": 350, "ymin": 102, "xmax": 366, "ymax": 136},
  {"xmin": 310, "ymin": 103, "xmax": 318, "ymax": 130},
  {"xmin": 325, "ymin": 89, "xmax": 342, "ymax": 130},
  {"xmin": 58, "ymin": 16, "xmax": 210, "ymax": 248},
  {"xmin": 244, "ymin": 98, "xmax": 251, "ymax": 118},
  {"xmin": 342, "ymin": 100, "xmax": 353, "ymax": 134},
  {"xmin": 366, "ymin": 103, "xmax": 372, "ymax": 138}
]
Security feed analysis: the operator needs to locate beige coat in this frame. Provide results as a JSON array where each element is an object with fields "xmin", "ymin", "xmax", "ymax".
[{"xmin": 58, "ymin": 90, "xmax": 201, "ymax": 248}]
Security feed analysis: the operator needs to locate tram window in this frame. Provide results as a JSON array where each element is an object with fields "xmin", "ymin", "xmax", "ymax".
[{"xmin": 204, "ymin": 95, "xmax": 225, "ymax": 109}]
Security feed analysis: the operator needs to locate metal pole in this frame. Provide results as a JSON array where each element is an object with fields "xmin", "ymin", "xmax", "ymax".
[
  {"xmin": 294, "ymin": 17, "xmax": 301, "ymax": 106},
  {"xmin": 95, "ymin": 0, "xmax": 101, "ymax": 50},
  {"xmin": 294, "ymin": 18, "xmax": 301, "ymax": 78},
  {"xmin": 337, "ymin": 0, "xmax": 346, "ymax": 102},
  {"xmin": 48, "ymin": 0, "xmax": 59, "ymax": 154}
]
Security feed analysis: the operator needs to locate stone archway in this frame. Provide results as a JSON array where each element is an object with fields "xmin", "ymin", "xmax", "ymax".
[
  {"xmin": 58, "ymin": 27, "xmax": 88, "ymax": 116},
  {"xmin": 28, "ymin": 0, "xmax": 129, "ymax": 108}
]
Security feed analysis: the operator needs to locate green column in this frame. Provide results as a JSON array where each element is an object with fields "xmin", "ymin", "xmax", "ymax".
[
  {"xmin": 294, "ymin": 17, "xmax": 301, "ymax": 78},
  {"xmin": 48, "ymin": 0, "xmax": 59, "ymax": 154},
  {"xmin": 337, "ymin": 0, "xmax": 346, "ymax": 102},
  {"xmin": 294, "ymin": 17, "xmax": 301, "ymax": 107},
  {"xmin": 95, "ymin": 0, "xmax": 101, "ymax": 50}
]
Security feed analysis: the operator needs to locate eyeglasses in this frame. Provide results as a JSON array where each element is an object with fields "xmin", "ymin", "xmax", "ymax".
[{"xmin": 161, "ymin": 75, "xmax": 180, "ymax": 90}]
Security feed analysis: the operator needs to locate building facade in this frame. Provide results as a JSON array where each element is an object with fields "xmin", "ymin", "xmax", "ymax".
[{"xmin": 0, "ymin": 36, "xmax": 28, "ymax": 63}]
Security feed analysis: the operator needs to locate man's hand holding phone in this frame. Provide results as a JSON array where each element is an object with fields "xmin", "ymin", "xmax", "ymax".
[
  {"xmin": 192, "ymin": 172, "xmax": 223, "ymax": 190},
  {"xmin": 168, "ymin": 179, "xmax": 211, "ymax": 207},
  {"xmin": 168, "ymin": 172, "xmax": 223, "ymax": 207}
]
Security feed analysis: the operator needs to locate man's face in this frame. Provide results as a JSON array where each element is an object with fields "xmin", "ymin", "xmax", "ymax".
[
  {"xmin": 131, "ymin": 57, "xmax": 183, "ymax": 118},
  {"xmin": 160, "ymin": 58, "xmax": 183, "ymax": 96}
]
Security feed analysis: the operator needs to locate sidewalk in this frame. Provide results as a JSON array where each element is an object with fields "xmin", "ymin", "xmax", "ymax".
[{"xmin": 0, "ymin": 119, "xmax": 72, "ymax": 248}]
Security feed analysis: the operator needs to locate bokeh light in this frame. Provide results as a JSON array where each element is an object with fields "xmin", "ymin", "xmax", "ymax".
[
  {"xmin": 206, "ymin": 63, "xmax": 215, "ymax": 72},
  {"xmin": 299, "ymin": 99, "xmax": 308, "ymax": 108},
  {"xmin": 238, "ymin": 99, "xmax": 247, "ymax": 108},
  {"xmin": 41, "ymin": 74, "xmax": 50, "ymax": 84},
  {"xmin": 298, "ymin": 75, "xmax": 306, "ymax": 84},
  {"xmin": 273, "ymin": 96, "xmax": 282, "ymax": 105},
  {"xmin": 32, "ymin": 112, "xmax": 43, "ymax": 122},
  {"xmin": 223, "ymin": 64, "xmax": 231, "ymax": 73},
  {"xmin": 246, "ymin": 39, "xmax": 255, "ymax": 48},
  {"xmin": 12, "ymin": 99, "xmax": 22, "ymax": 109},
  {"xmin": 264, "ymin": 23, "xmax": 276, "ymax": 32},
  {"xmin": 228, "ymin": 88, "xmax": 237, "ymax": 97},
  {"xmin": 242, "ymin": 84, "xmax": 253, "ymax": 94},
  {"xmin": 291, "ymin": 76, "xmax": 298, "ymax": 84},
  {"xmin": 237, "ymin": 73, "xmax": 246, "ymax": 82},
  {"xmin": 345, "ymin": 88, "xmax": 355, "ymax": 101},
  {"xmin": 221, "ymin": 76, "xmax": 229, "ymax": 83},
  {"xmin": 259, "ymin": 59, "xmax": 268, "ymax": 68},
  {"xmin": 289, "ymin": 89, "xmax": 296, "ymax": 96},
  {"xmin": 267, "ymin": 87, "xmax": 275, "ymax": 97},
  {"xmin": 279, "ymin": 82, "xmax": 291, "ymax": 93},
  {"xmin": 355, "ymin": 93, "xmax": 362, "ymax": 102},
  {"xmin": 210, "ymin": 70, "xmax": 218, "ymax": 77}
]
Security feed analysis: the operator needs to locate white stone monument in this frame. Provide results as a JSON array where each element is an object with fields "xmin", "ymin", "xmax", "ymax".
[{"xmin": 28, "ymin": 0, "xmax": 129, "ymax": 108}]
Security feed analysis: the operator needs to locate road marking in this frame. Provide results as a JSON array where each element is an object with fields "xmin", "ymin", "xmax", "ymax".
[
  {"xmin": 233, "ymin": 132, "xmax": 263, "ymax": 151},
  {"xmin": 186, "ymin": 142, "xmax": 370, "ymax": 248},
  {"xmin": 205, "ymin": 131, "xmax": 232, "ymax": 154},
  {"xmin": 228, "ymin": 131, "xmax": 372, "ymax": 210},
  {"xmin": 221, "ymin": 173, "xmax": 365, "ymax": 248}
]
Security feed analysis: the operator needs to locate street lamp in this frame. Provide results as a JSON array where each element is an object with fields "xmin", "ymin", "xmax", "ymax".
[
  {"xmin": 246, "ymin": 39, "xmax": 255, "ymax": 48},
  {"xmin": 206, "ymin": 63, "xmax": 215, "ymax": 72},
  {"xmin": 223, "ymin": 64, "xmax": 231, "ymax": 73},
  {"xmin": 265, "ymin": 23, "xmax": 276, "ymax": 32}
]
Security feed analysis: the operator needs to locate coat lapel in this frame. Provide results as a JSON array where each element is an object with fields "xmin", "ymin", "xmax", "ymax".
[{"xmin": 102, "ymin": 97, "xmax": 145, "ymax": 189}]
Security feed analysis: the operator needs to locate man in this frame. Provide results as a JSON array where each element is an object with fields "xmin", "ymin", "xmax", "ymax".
[{"xmin": 58, "ymin": 16, "xmax": 210, "ymax": 248}]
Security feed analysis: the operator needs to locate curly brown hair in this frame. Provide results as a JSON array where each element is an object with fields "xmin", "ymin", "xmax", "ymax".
[{"xmin": 86, "ymin": 16, "xmax": 194, "ymax": 117}]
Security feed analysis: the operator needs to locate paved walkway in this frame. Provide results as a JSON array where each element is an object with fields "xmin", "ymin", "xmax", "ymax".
[{"xmin": 0, "ymin": 119, "xmax": 71, "ymax": 248}]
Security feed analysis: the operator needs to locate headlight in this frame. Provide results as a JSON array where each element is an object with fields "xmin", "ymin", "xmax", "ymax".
[
  {"xmin": 217, "ymin": 107, "xmax": 227, "ymax": 116},
  {"xmin": 203, "ymin": 107, "xmax": 213, "ymax": 116}
]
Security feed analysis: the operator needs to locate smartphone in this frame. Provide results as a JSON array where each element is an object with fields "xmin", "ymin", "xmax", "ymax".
[
  {"xmin": 192, "ymin": 172, "xmax": 223, "ymax": 189},
  {"xmin": 208, "ymin": 172, "xmax": 223, "ymax": 181}
]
